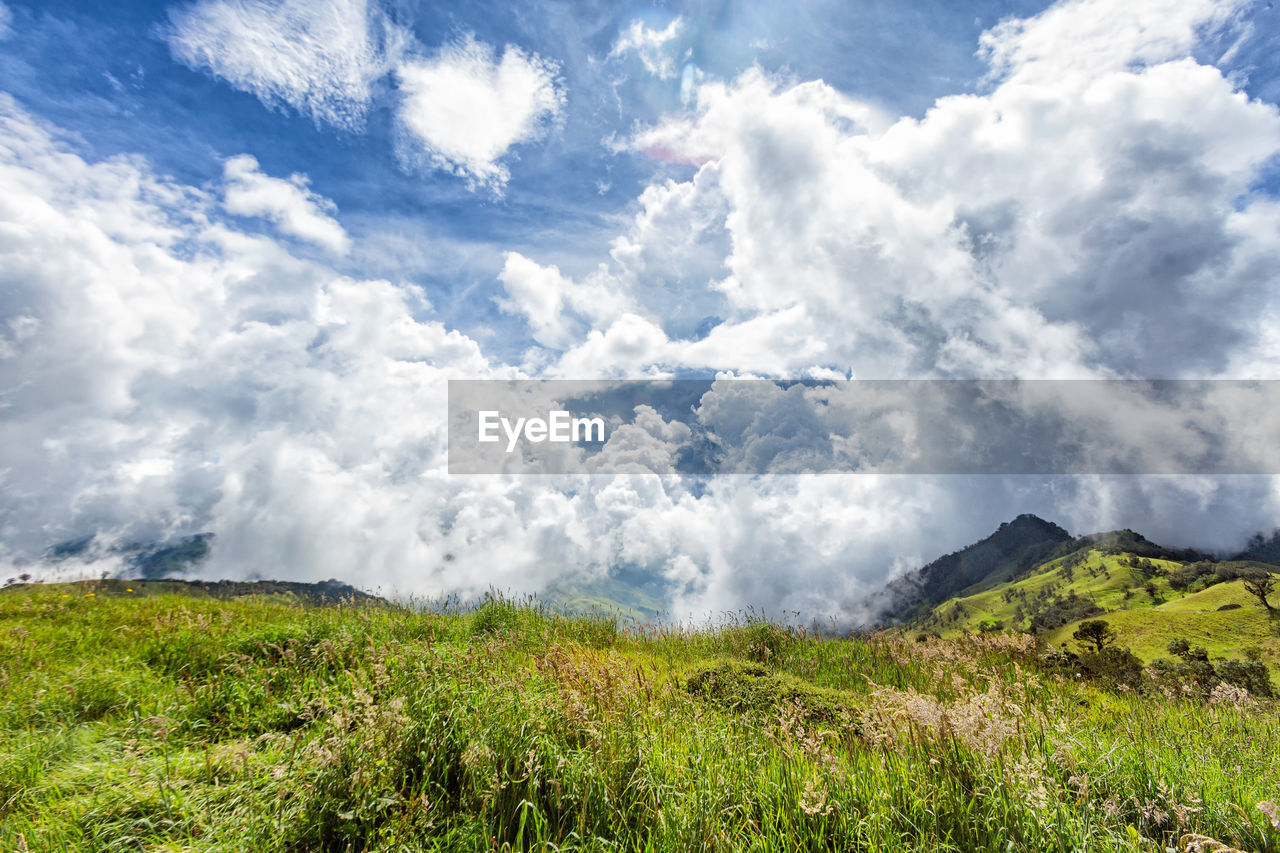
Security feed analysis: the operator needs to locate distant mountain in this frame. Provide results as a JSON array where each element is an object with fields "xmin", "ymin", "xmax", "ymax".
[
  {"xmin": 3, "ymin": 577, "xmax": 384, "ymax": 606},
  {"xmin": 879, "ymin": 514, "xmax": 1073, "ymax": 623},
  {"xmin": 542, "ymin": 569, "xmax": 667, "ymax": 621}
]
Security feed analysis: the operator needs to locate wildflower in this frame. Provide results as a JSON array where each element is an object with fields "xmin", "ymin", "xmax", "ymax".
[
  {"xmin": 86, "ymin": 593, "xmax": 95, "ymax": 597},
  {"xmin": 126, "ymin": 588, "xmax": 133, "ymax": 592}
]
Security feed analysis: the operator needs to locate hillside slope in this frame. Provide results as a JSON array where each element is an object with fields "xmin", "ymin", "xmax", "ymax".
[{"xmin": 907, "ymin": 532, "xmax": 1280, "ymax": 675}]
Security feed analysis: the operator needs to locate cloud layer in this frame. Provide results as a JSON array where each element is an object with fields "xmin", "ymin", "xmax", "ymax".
[
  {"xmin": 506, "ymin": 0, "xmax": 1279, "ymax": 384},
  {"xmin": 4, "ymin": 0, "xmax": 1280, "ymax": 623}
]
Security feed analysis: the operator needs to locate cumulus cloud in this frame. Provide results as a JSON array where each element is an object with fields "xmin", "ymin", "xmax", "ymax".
[
  {"xmin": 460, "ymin": 0, "xmax": 1280, "ymax": 615},
  {"xmin": 512, "ymin": 0, "xmax": 1280, "ymax": 385},
  {"xmin": 165, "ymin": 0, "xmax": 409, "ymax": 129},
  {"xmin": 609, "ymin": 17, "xmax": 685, "ymax": 79},
  {"xmin": 395, "ymin": 36, "xmax": 564, "ymax": 190},
  {"xmin": 0, "ymin": 94, "xmax": 503, "ymax": 594},
  {"xmin": 222, "ymin": 155, "xmax": 350, "ymax": 254}
]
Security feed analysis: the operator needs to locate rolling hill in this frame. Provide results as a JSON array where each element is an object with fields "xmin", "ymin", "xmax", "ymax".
[{"xmin": 897, "ymin": 518, "xmax": 1280, "ymax": 675}]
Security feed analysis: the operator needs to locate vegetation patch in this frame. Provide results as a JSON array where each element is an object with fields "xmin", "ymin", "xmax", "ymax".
[{"xmin": 686, "ymin": 660, "xmax": 860, "ymax": 724}]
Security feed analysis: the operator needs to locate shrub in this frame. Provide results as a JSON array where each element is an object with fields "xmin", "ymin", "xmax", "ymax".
[
  {"xmin": 1216, "ymin": 660, "xmax": 1275, "ymax": 698},
  {"xmin": 1077, "ymin": 647, "xmax": 1144, "ymax": 690},
  {"xmin": 1167, "ymin": 638, "xmax": 1208, "ymax": 663},
  {"xmin": 1168, "ymin": 561, "xmax": 1216, "ymax": 591},
  {"xmin": 1029, "ymin": 592, "xmax": 1103, "ymax": 633},
  {"xmin": 736, "ymin": 620, "xmax": 796, "ymax": 663}
]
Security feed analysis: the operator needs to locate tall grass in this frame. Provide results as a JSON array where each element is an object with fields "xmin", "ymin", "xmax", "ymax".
[{"xmin": 1, "ymin": 584, "xmax": 1278, "ymax": 852}]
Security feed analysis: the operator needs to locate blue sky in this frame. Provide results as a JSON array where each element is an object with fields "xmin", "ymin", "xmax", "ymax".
[
  {"xmin": 1, "ymin": 0, "xmax": 1070, "ymax": 355},
  {"xmin": 2, "ymin": 0, "xmax": 1280, "ymax": 617}
]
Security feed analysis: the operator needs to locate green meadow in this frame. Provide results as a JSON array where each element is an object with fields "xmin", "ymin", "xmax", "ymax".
[{"xmin": 2, "ymin": 581, "xmax": 1279, "ymax": 852}]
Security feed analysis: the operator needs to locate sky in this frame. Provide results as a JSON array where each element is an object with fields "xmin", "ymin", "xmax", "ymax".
[{"xmin": 1, "ymin": 0, "xmax": 1279, "ymax": 620}]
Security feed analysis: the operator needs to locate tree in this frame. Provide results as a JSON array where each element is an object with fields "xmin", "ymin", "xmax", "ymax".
[
  {"xmin": 1167, "ymin": 637, "xmax": 1208, "ymax": 662},
  {"xmin": 1073, "ymin": 619, "xmax": 1117, "ymax": 653},
  {"xmin": 1242, "ymin": 572, "xmax": 1276, "ymax": 613}
]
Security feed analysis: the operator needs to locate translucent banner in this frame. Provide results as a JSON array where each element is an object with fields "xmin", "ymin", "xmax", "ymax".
[{"xmin": 447, "ymin": 379, "xmax": 1280, "ymax": 475}]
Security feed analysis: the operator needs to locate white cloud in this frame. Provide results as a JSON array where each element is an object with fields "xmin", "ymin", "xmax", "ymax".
[
  {"xmin": 395, "ymin": 36, "xmax": 564, "ymax": 190},
  {"xmin": 609, "ymin": 17, "xmax": 684, "ymax": 79},
  {"xmin": 515, "ymin": 0, "xmax": 1280, "ymax": 384},
  {"xmin": 222, "ymin": 154, "xmax": 350, "ymax": 254},
  {"xmin": 496, "ymin": 252, "xmax": 629, "ymax": 350},
  {"xmin": 165, "ymin": 0, "xmax": 409, "ymax": 129},
  {"xmin": 978, "ymin": 0, "xmax": 1245, "ymax": 83},
  {"xmin": 0, "ymin": 2, "xmax": 12, "ymax": 41}
]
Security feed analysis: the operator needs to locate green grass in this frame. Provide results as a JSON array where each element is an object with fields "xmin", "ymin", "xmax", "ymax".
[
  {"xmin": 2, "ymin": 582, "xmax": 1279, "ymax": 852},
  {"xmin": 1041, "ymin": 582, "xmax": 1280, "ymax": 665}
]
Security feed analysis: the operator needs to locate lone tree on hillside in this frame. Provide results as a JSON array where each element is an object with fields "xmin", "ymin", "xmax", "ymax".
[
  {"xmin": 1073, "ymin": 619, "xmax": 1117, "ymax": 653},
  {"xmin": 1242, "ymin": 572, "xmax": 1276, "ymax": 614}
]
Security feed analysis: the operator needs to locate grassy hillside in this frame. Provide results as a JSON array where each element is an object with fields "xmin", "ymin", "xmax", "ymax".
[
  {"xmin": 912, "ymin": 547, "xmax": 1280, "ymax": 664},
  {"xmin": 1040, "ymin": 581, "xmax": 1280, "ymax": 667},
  {"xmin": 3, "ymin": 583, "xmax": 1280, "ymax": 852}
]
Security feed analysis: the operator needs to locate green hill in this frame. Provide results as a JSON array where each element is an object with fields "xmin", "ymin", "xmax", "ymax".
[
  {"xmin": 1, "ymin": 577, "xmax": 383, "ymax": 606},
  {"xmin": 907, "ymin": 534, "xmax": 1280, "ymax": 675}
]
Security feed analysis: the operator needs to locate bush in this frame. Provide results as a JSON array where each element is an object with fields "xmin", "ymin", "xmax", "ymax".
[
  {"xmin": 1077, "ymin": 647, "xmax": 1144, "ymax": 690},
  {"xmin": 1028, "ymin": 592, "xmax": 1104, "ymax": 633},
  {"xmin": 1168, "ymin": 561, "xmax": 1217, "ymax": 591},
  {"xmin": 1148, "ymin": 658, "xmax": 1219, "ymax": 697},
  {"xmin": 1216, "ymin": 660, "xmax": 1275, "ymax": 698},
  {"xmin": 1167, "ymin": 638, "xmax": 1207, "ymax": 663}
]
